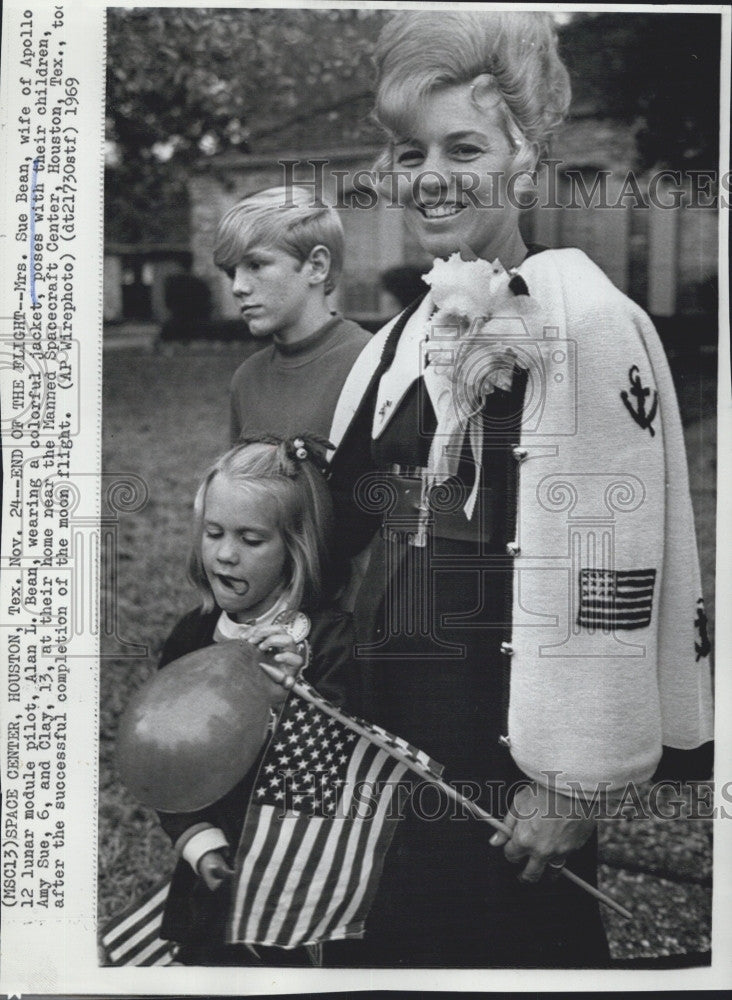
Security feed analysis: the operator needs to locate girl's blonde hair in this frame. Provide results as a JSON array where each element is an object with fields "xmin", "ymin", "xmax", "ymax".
[
  {"xmin": 188, "ymin": 437, "xmax": 335, "ymax": 613},
  {"xmin": 373, "ymin": 12, "xmax": 571, "ymax": 170},
  {"xmin": 213, "ymin": 186, "xmax": 345, "ymax": 296}
]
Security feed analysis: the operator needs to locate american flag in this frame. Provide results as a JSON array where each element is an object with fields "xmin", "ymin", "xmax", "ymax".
[
  {"xmin": 100, "ymin": 680, "xmax": 444, "ymax": 962},
  {"xmin": 100, "ymin": 879, "xmax": 175, "ymax": 966},
  {"xmin": 578, "ymin": 568, "xmax": 657, "ymax": 631},
  {"xmin": 227, "ymin": 679, "xmax": 443, "ymax": 948}
]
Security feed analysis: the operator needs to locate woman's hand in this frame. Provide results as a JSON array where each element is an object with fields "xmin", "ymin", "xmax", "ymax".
[
  {"xmin": 246, "ymin": 623, "xmax": 306, "ymax": 703},
  {"xmin": 489, "ymin": 782, "xmax": 596, "ymax": 883},
  {"xmin": 197, "ymin": 849, "xmax": 234, "ymax": 891}
]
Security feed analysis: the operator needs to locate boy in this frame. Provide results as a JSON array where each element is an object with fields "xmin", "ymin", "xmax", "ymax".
[{"xmin": 215, "ymin": 187, "xmax": 371, "ymax": 445}]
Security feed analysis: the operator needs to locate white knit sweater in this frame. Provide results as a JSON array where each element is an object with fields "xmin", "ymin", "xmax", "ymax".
[{"xmin": 330, "ymin": 248, "xmax": 714, "ymax": 794}]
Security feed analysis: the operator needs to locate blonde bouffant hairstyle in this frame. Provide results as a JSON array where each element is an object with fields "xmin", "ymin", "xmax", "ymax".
[{"xmin": 373, "ymin": 11, "xmax": 571, "ymax": 172}]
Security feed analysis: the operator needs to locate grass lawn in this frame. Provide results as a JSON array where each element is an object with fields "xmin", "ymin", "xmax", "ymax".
[{"xmin": 99, "ymin": 339, "xmax": 716, "ymax": 962}]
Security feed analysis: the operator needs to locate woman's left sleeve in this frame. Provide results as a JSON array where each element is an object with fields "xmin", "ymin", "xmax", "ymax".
[
  {"xmin": 507, "ymin": 288, "xmax": 714, "ymax": 794},
  {"xmin": 636, "ymin": 308, "xmax": 715, "ymax": 778}
]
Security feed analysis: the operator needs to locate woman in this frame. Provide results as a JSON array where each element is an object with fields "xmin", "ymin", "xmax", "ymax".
[{"xmin": 326, "ymin": 11, "xmax": 713, "ymax": 967}]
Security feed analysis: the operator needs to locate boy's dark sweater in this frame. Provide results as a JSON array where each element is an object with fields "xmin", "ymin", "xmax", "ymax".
[
  {"xmin": 156, "ymin": 603, "xmax": 357, "ymax": 945},
  {"xmin": 229, "ymin": 314, "xmax": 370, "ymax": 444}
]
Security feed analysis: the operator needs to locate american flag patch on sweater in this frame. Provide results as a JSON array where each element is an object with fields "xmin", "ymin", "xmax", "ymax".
[{"xmin": 578, "ymin": 568, "xmax": 657, "ymax": 631}]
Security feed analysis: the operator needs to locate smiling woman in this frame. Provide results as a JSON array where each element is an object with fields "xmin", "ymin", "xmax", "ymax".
[
  {"xmin": 373, "ymin": 12, "xmax": 568, "ymax": 267},
  {"xmin": 325, "ymin": 9, "xmax": 713, "ymax": 968},
  {"xmin": 392, "ymin": 88, "xmax": 528, "ymax": 265}
]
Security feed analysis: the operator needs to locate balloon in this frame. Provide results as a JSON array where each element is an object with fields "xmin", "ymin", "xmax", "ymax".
[{"xmin": 116, "ymin": 640, "xmax": 278, "ymax": 813}]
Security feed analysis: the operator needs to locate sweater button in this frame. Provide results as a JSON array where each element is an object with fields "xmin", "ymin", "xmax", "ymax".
[
  {"xmin": 512, "ymin": 446, "xmax": 528, "ymax": 462},
  {"xmin": 498, "ymin": 734, "xmax": 512, "ymax": 748},
  {"xmin": 506, "ymin": 541, "xmax": 520, "ymax": 557},
  {"xmin": 500, "ymin": 641, "xmax": 514, "ymax": 656}
]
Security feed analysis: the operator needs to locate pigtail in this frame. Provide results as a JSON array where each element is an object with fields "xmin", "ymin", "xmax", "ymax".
[
  {"xmin": 236, "ymin": 431, "xmax": 333, "ymax": 477},
  {"xmin": 276, "ymin": 433, "xmax": 338, "ymax": 609}
]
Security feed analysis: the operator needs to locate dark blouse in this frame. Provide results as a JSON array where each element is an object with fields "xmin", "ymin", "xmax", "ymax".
[{"xmin": 371, "ymin": 376, "xmax": 437, "ymax": 469}]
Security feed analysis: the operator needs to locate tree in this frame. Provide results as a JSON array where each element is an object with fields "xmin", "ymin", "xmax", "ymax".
[
  {"xmin": 559, "ymin": 13, "xmax": 720, "ymax": 170},
  {"xmin": 105, "ymin": 8, "xmax": 386, "ymax": 244}
]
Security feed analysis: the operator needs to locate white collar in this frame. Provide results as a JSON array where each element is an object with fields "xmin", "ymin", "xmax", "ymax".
[{"xmin": 213, "ymin": 590, "xmax": 291, "ymax": 643}]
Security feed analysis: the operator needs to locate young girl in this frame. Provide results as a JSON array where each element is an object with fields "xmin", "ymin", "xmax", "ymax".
[{"xmin": 155, "ymin": 435, "xmax": 355, "ymax": 966}]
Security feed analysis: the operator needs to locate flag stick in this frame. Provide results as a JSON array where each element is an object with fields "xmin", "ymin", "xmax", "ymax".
[{"xmin": 260, "ymin": 662, "xmax": 633, "ymax": 922}]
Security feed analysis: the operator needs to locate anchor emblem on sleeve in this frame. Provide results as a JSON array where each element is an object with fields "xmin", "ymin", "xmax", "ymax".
[{"xmin": 620, "ymin": 365, "xmax": 658, "ymax": 437}]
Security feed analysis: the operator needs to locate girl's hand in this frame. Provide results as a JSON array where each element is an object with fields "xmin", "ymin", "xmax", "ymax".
[
  {"xmin": 246, "ymin": 624, "xmax": 306, "ymax": 702},
  {"xmin": 197, "ymin": 849, "xmax": 234, "ymax": 891},
  {"xmin": 489, "ymin": 782, "xmax": 596, "ymax": 883}
]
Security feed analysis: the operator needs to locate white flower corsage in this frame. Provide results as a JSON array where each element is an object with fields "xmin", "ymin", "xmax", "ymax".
[
  {"xmin": 423, "ymin": 253, "xmax": 508, "ymax": 320},
  {"xmin": 420, "ymin": 252, "xmax": 544, "ymax": 519},
  {"xmin": 422, "ymin": 252, "xmax": 532, "ymax": 396}
]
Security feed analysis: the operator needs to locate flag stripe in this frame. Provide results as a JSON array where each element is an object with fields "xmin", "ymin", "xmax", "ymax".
[
  {"xmin": 579, "ymin": 615, "xmax": 652, "ymax": 624},
  {"xmin": 580, "ymin": 607, "xmax": 654, "ymax": 617},
  {"xmin": 256, "ymin": 813, "xmax": 325, "ymax": 944},
  {"xmin": 122, "ymin": 935, "xmax": 174, "ymax": 967},
  {"xmin": 579, "ymin": 620, "xmax": 652, "ymax": 627},
  {"xmin": 109, "ymin": 920, "xmax": 166, "ymax": 964},
  {"xmin": 102, "ymin": 883, "xmax": 168, "ymax": 943},
  {"xmin": 275, "ymin": 741, "xmax": 379, "ymax": 945},
  {"xmin": 280, "ymin": 741, "xmax": 380, "ymax": 942},
  {"xmin": 323, "ymin": 768, "xmax": 406, "ymax": 939},
  {"xmin": 229, "ymin": 800, "xmax": 278, "ymax": 940},
  {"xmin": 582, "ymin": 593, "xmax": 655, "ymax": 603},
  {"xmin": 583, "ymin": 590, "xmax": 653, "ymax": 607},
  {"xmin": 243, "ymin": 811, "xmax": 298, "ymax": 941},
  {"xmin": 315, "ymin": 756, "xmax": 407, "ymax": 942},
  {"xmin": 100, "ymin": 880, "xmax": 176, "ymax": 968},
  {"xmin": 149, "ymin": 949, "xmax": 176, "ymax": 967},
  {"xmin": 579, "ymin": 607, "xmax": 653, "ymax": 618},
  {"xmin": 299, "ymin": 746, "xmax": 395, "ymax": 944},
  {"xmin": 269, "ymin": 812, "xmax": 335, "ymax": 945},
  {"xmin": 579, "ymin": 617, "xmax": 652, "ymax": 624},
  {"xmin": 579, "ymin": 603, "xmax": 654, "ymax": 613},
  {"xmin": 282, "ymin": 811, "xmax": 355, "ymax": 946}
]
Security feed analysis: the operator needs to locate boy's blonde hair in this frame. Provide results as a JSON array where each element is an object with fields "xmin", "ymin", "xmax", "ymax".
[
  {"xmin": 188, "ymin": 437, "xmax": 336, "ymax": 614},
  {"xmin": 214, "ymin": 186, "xmax": 345, "ymax": 295}
]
